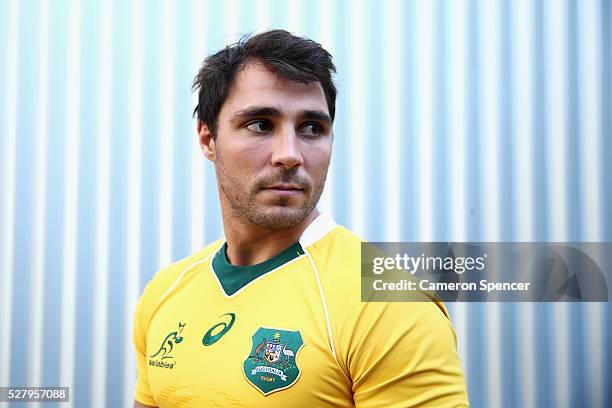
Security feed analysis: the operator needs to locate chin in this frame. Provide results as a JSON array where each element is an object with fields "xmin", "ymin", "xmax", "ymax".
[{"xmin": 248, "ymin": 206, "xmax": 313, "ymax": 230}]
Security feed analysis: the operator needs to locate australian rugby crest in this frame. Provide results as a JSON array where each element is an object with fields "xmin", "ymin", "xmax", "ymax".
[{"xmin": 243, "ymin": 327, "xmax": 304, "ymax": 396}]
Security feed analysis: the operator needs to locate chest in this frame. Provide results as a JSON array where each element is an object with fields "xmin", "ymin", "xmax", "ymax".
[{"xmin": 145, "ymin": 266, "xmax": 352, "ymax": 407}]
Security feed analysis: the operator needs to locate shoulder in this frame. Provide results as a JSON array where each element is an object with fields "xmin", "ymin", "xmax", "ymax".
[
  {"xmin": 304, "ymin": 224, "xmax": 366, "ymax": 306},
  {"xmin": 145, "ymin": 238, "xmax": 223, "ymax": 297},
  {"xmin": 135, "ymin": 238, "xmax": 224, "ymax": 332},
  {"xmin": 305, "ymin": 221, "xmax": 454, "ymax": 349},
  {"xmin": 304, "ymin": 223, "xmax": 362, "ymax": 264},
  {"xmin": 308, "ymin": 222, "xmax": 449, "ymax": 316},
  {"xmin": 299, "ymin": 214, "xmax": 362, "ymax": 295}
]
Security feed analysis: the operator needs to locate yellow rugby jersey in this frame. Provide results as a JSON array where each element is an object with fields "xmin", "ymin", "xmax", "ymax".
[{"xmin": 133, "ymin": 214, "xmax": 469, "ymax": 407}]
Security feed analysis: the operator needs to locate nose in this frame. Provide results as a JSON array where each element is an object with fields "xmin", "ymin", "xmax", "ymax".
[{"xmin": 270, "ymin": 127, "xmax": 304, "ymax": 169}]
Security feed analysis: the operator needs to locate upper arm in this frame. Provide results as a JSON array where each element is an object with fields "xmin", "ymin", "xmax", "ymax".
[
  {"xmin": 133, "ymin": 285, "xmax": 159, "ymax": 407},
  {"xmin": 347, "ymin": 301, "xmax": 470, "ymax": 408}
]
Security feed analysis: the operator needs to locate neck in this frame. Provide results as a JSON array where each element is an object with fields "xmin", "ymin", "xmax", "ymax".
[{"xmin": 221, "ymin": 208, "xmax": 319, "ymax": 266}]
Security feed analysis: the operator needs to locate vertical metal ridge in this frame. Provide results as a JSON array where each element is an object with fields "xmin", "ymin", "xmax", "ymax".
[
  {"xmin": 348, "ymin": 0, "xmax": 366, "ymax": 236},
  {"xmin": 59, "ymin": 1, "xmax": 81, "ymax": 405},
  {"xmin": 190, "ymin": 0, "xmax": 206, "ymax": 254},
  {"xmin": 122, "ymin": 0, "xmax": 143, "ymax": 404},
  {"xmin": 0, "ymin": 0, "xmax": 19, "ymax": 390},
  {"xmin": 158, "ymin": 0, "xmax": 175, "ymax": 268},
  {"xmin": 91, "ymin": 0, "xmax": 112, "ymax": 405},
  {"xmin": 29, "ymin": 0, "xmax": 49, "ymax": 404}
]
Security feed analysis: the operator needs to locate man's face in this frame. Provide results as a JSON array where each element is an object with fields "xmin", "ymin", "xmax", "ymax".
[{"xmin": 203, "ymin": 62, "xmax": 333, "ymax": 230}]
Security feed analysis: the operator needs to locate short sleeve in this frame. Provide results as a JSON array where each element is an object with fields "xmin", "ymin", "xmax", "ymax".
[
  {"xmin": 133, "ymin": 286, "xmax": 158, "ymax": 406},
  {"xmin": 346, "ymin": 301, "xmax": 470, "ymax": 408}
]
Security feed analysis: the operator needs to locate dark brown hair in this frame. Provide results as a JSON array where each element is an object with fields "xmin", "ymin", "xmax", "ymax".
[{"xmin": 192, "ymin": 30, "xmax": 337, "ymax": 136}]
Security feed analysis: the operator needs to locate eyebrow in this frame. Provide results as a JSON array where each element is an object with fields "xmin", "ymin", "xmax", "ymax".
[{"xmin": 230, "ymin": 106, "xmax": 332, "ymax": 126}]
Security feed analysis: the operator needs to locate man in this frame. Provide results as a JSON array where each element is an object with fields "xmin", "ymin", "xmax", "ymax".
[{"xmin": 133, "ymin": 30, "xmax": 469, "ymax": 407}]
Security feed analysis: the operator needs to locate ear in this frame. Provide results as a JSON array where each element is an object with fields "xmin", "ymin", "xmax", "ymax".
[{"xmin": 197, "ymin": 121, "xmax": 216, "ymax": 162}]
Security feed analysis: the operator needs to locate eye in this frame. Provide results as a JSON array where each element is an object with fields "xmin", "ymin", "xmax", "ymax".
[
  {"xmin": 246, "ymin": 120, "xmax": 273, "ymax": 134},
  {"xmin": 298, "ymin": 123, "xmax": 323, "ymax": 137}
]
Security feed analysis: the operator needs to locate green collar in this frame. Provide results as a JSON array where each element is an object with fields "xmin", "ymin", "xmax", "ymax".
[{"xmin": 212, "ymin": 242, "xmax": 305, "ymax": 296}]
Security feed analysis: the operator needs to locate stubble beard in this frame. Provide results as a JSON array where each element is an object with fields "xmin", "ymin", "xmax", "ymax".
[{"xmin": 216, "ymin": 156, "xmax": 328, "ymax": 230}]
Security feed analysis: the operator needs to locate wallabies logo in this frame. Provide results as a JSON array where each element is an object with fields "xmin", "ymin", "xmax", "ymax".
[{"xmin": 149, "ymin": 322, "xmax": 186, "ymax": 369}]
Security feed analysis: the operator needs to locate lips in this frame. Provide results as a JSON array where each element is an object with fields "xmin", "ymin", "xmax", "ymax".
[
  {"xmin": 264, "ymin": 183, "xmax": 304, "ymax": 191},
  {"xmin": 261, "ymin": 183, "xmax": 304, "ymax": 197}
]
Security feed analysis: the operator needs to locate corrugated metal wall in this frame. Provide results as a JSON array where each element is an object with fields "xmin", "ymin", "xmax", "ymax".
[{"xmin": 0, "ymin": 0, "xmax": 610, "ymax": 407}]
